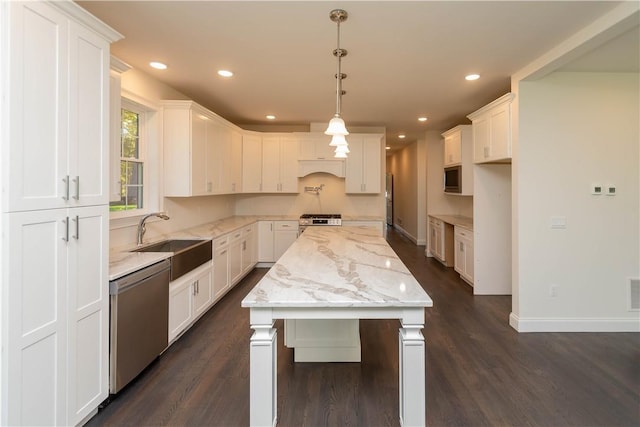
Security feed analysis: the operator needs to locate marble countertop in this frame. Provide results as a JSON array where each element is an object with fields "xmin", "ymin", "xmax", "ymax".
[
  {"xmin": 109, "ymin": 215, "xmax": 382, "ymax": 281},
  {"xmin": 241, "ymin": 226, "xmax": 433, "ymax": 308},
  {"xmin": 429, "ymin": 214, "xmax": 473, "ymax": 230}
]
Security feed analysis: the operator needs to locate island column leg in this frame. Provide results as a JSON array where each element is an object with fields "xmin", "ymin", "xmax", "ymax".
[
  {"xmin": 249, "ymin": 309, "xmax": 277, "ymax": 427},
  {"xmin": 399, "ymin": 320, "xmax": 426, "ymax": 427}
]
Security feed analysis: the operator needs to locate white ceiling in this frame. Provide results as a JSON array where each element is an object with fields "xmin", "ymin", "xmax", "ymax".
[{"xmin": 77, "ymin": 1, "xmax": 638, "ymax": 152}]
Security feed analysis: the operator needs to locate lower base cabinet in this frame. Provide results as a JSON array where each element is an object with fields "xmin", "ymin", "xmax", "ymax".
[
  {"xmin": 169, "ymin": 261, "xmax": 213, "ymax": 342},
  {"xmin": 454, "ymin": 227, "xmax": 474, "ymax": 285},
  {"xmin": 258, "ymin": 220, "xmax": 299, "ymax": 262}
]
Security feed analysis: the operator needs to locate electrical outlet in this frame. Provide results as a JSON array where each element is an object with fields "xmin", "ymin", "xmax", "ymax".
[
  {"xmin": 549, "ymin": 284, "xmax": 559, "ymax": 297},
  {"xmin": 606, "ymin": 185, "xmax": 616, "ymax": 196},
  {"xmin": 591, "ymin": 184, "xmax": 603, "ymax": 195}
]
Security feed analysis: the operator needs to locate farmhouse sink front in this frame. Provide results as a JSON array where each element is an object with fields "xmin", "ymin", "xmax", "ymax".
[{"xmin": 133, "ymin": 239, "xmax": 212, "ymax": 280}]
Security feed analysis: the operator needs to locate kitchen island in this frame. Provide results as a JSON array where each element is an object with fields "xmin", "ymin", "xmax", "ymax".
[{"xmin": 242, "ymin": 226, "xmax": 433, "ymax": 427}]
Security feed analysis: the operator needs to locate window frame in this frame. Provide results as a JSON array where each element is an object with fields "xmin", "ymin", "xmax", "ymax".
[{"xmin": 109, "ymin": 92, "xmax": 162, "ymax": 228}]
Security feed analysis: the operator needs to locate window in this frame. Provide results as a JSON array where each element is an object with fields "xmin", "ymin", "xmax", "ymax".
[{"xmin": 110, "ymin": 102, "xmax": 146, "ymax": 212}]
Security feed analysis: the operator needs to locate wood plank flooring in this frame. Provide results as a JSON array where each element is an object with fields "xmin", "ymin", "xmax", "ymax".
[{"xmin": 88, "ymin": 227, "xmax": 640, "ymax": 427}]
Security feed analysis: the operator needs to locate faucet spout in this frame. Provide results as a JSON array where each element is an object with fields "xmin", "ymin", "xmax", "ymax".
[{"xmin": 137, "ymin": 212, "xmax": 170, "ymax": 246}]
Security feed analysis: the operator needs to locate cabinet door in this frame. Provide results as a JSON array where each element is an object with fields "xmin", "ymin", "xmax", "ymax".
[
  {"xmin": 242, "ymin": 134, "xmax": 262, "ymax": 192},
  {"xmin": 429, "ymin": 223, "xmax": 437, "ymax": 256},
  {"xmin": 473, "ymin": 115, "xmax": 490, "ymax": 162},
  {"xmin": 68, "ymin": 21, "xmax": 110, "ymax": 206},
  {"xmin": 191, "ymin": 112, "xmax": 208, "ymax": 195},
  {"xmin": 454, "ymin": 236, "xmax": 464, "ymax": 274},
  {"xmin": 5, "ymin": 209, "xmax": 69, "ymax": 426},
  {"xmin": 345, "ymin": 137, "xmax": 365, "ymax": 193},
  {"xmin": 213, "ymin": 246, "xmax": 229, "ymax": 300},
  {"xmin": 67, "ymin": 206, "xmax": 109, "ymax": 425},
  {"xmin": 279, "ymin": 137, "xmax": 299, "ymax": 193},
  {"xmin": 274, "ymin": 228, "xmax": 298, "ymax": 261},
  {"xmin": 193, "ymin": 266, "xmax": 213, "ymax": 317},
  {"xmin": 230, "ymin": 130, "xmax": 243, "ymax": 192},
  {"xmin": 229, "ymin": 232, "xmax": 243, "ymax": 285},
  {"xmin": 258, "ymin": 221, "xmax": 275, "ymax": 262},
  {"xmin": 361, "ymin": 136, "xmax": 381, "ymax": 193},
  {"xmin": 241, "ymin": 227, "xmax": 256, "ymax": 274},
  {"xmin": 169, "ymin": 276, "xmax": 194, "ymax": 342},
  {"xmin": 261, "ymin": 136, "xmax": 280, "ymax": 192},
  {"xmin": 464, "ymin": 238, "xmax": 474, "ymax": 284},
  {"xmin": 205, "ymin": 118, "xmax": 222, "ymax": 194},
  {"xmin": 444, "ymin": 132, "xmax": 462, "ymax": 166},
  {"xmin": 489, "ymin": 103, "xmax": 510, "ymax": 160},
  {"xmin": 6, "ymin": 2, "xmax": 69, "ymax": 211}
]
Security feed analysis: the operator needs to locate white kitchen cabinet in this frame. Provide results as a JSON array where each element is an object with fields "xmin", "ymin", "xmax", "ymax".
[
  {"xmin": 443, "ymin": 130, "xmax": 462, "ymax": 166},
  {"xmin": 206, "ymin": 123, "xmax": 243, "ymax": 194},
  {"xmin": 229, "ymin": 229, "xmax": 244, "ymax": 285},
  {"xmin": 213, "ymin": 235, "xmax": 231, "ymax": 300},
  {"xmin": 241, "ymin": 223, "xmax": 257, "ymax": 275},
  {"xmin": 262, "ymin": 136, "xmax": 299, "ymax": 193},
  {"xmin": 168, "ymin": 261, "xmax": 213, "ymax": 342},
  {"xmin": 3, "ymin": 1, "xmax": 115, "ymax": 213},
  {"xmin": 467, "ymin": 93, "xmax": 515, "ymax": 164},
  {"xmin": 163, "ymin": 101, "xmax": 209, "ymax": 196},
  {"xmin": 242, "ymin": 133, "xmax": 263, "ymax": 193},
  {"xmin": 345, "ymin": 134, "xmax": 383, "ymax": 194},
  {"xmin": 442, "ymin": 125, "xmax": 474, "ymax": 195},
  {"xmin": 226, "ymin": 129, "xmax": 243, "ymax": 193},
  {"xmin": 5, "ymin": 205, "xmax": 109, "ymax": 426},
  {"xmin": 428, "ymin": 216, "xmax": 454, "ymax": 267},
  {"xmin": 1, "ymin": 2, "xmax": 119, "ymax": 425},
  {"xmin": 297, "ymin": 133, "xmax": 336, "ymax": 160},
  {"xmin": 454, "ymin": 226, "xmax": 474, "ymax": 286},
  {"xmin": 258, "ymin": 220, "xmax": 299, "ymax": 263}
]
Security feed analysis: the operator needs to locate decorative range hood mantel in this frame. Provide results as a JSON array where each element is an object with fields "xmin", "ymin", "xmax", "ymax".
[{"xmin": 298, "ymin": 159, "xmax": 345, "ymax": 178}]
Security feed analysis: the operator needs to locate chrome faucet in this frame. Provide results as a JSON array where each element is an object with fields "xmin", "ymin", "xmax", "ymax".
[{"xmin": 137, "ymin": 212, "xmax": 170, "ymax": 245}]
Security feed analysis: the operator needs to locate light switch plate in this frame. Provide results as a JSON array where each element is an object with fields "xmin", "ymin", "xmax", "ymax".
[{"xmin": 551, "ymin": 216, "xmax": 567, "ymax": 229}]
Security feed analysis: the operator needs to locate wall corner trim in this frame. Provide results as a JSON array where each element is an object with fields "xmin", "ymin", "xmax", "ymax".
[{"xmin": 510, "ymin": 313, "xmax": 640, "ymax": 333}]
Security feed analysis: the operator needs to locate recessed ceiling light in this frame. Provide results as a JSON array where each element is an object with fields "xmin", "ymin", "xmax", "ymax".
[
  {"xmin": 149, "ymin": 61, "xmax": 167, "ymax": 70},
  {"xmin": 398, "ymin": 134, "xmax": 406, "ymax": 139},
  {"xmin": 418, "ymin": 117, "xmax": 428, "ymax": 122},
  {"xmin": 266, "ymin": 115, "xmax": 276, "ymax": 120},
  {"xmin": 465, "ymin": 74, "xmax": 480, "ymax": 81},
  {"xmin": 218, "ymin": 70, "xmax": 234, "ymax": 77},
  {"xmin": 385, "ymin": 146, "xmax": 391, "ymax": 150}
]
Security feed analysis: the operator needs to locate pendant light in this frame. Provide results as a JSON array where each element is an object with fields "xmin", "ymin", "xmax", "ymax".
[{"xmin": 325, "ymin": 9, "xmax": 350, "ymax": 158}]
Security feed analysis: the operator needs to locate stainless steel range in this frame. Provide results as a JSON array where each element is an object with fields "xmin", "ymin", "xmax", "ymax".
[{"xmin": 299, "ymin": 214, "xmax": 341, "ymax": 233}]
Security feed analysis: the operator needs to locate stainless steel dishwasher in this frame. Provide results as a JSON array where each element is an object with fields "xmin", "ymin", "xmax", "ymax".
[{"xmin": 109, "ymin": 259, "xmax": 171, "ymax": 393}]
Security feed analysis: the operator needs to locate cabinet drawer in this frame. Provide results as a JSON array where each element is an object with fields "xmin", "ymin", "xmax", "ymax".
[
  {"xmin": 214, "ymin": 235, "xmax": 229, "ymax": 249},
  {"xmin": 274, "ymin": 221, "xmax": 298, "ymax": 231},
  {"xmin": 455, "ymin": 227, "xmax": 472, "ymax": 240},
  {"xmin": 229, "ymin": 229, "xmax": 242, "ymax": 242},
  {"xmin": 242, "ymin": 225, "xmax": 253, "ymax": 236}
]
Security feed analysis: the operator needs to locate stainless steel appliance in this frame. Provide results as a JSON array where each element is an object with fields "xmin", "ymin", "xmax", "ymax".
[
  {"xmin": 299, "ymin": 214, "xmax": 342, "ymax": 233},
  {"xmin": 109, "ymin": 259, "xmax": 171, "ymax": 393}
]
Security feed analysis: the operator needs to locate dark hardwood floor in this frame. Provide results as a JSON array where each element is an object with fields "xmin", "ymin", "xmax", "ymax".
[{"xmin": 88, "ymin": 227, "xmax": 640, "ymax": 427}]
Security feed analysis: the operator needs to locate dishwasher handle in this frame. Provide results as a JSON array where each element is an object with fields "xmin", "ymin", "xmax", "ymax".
[{"xmin": 110, "ymin": 259, "xmax": 171, "ymax": 295}]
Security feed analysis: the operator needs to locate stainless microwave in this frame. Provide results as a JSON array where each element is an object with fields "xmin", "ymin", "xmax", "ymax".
[{"xmin": 444, "ymin": 166, "xmax": 461, "ymax": 193}]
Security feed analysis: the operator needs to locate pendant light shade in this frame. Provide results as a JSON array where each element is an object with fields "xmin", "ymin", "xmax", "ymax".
[
  {"xmin": 325, "ymin": 116, "xmax": 349, "ymax": 136},
  {"xmin": 334, "ymin": 144, "xmax": 350, "ymax": 155},
  {"xmin": 329, "ymin": 134, "xmax": 348, "ymax": 147}
]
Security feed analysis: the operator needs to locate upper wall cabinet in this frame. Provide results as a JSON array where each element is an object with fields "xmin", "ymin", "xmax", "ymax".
[
  {"xmin": 262, "ymin": 135, "xmax": 299, "ymax": 193},
  {"xmin": 467, "ymin": 93, "xmax": 515, "ymax": 164},
  {"xmin": 242, "ymin": 133, "xmax": 263, "ymax": 193},
  {"xmin": 297, "ymin": 133, "xmax": 345, "ymax": 177},
  {"xmin": 162, "ymin": 100, "xmax": 242, "ymax": 196},
  {"xmin": 345, "ymin": 134, "xmax": 383, "ymax": 194},
  {"xmin": 3, "ymin": 1, "xmax": 115, "ymax": 212},
  {"xmin": 442, "ymin": 125, "xmax": 473, "ymax": 195}
]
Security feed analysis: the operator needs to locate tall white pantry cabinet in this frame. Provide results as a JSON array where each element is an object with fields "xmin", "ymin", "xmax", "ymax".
[{"xmin": 0, "ymin": 1, "xmax": 121, "ymax": 426}]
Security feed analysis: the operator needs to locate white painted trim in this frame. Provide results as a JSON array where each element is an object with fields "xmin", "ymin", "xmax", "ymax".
[
  {"xmin": 510, "ymin": 312, "xmax": 640, "ymax": 333},
  {"xmin": 394, "ymin": 224, "xmax": 417, "ymax": 244}
]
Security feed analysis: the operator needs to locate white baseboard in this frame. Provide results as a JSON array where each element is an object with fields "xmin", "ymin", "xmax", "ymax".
[
  {"xmin": 393, "ymin": 224, "xmax": 417, "ymax": 244},
  {"xmin": 510, "ymin": 312, "xmax": 640, "ymax": 332}
]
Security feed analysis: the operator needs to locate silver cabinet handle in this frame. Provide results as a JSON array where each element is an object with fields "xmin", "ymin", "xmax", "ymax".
[
  {"xmin": 193, "ymin": 282, "xmax": 197, "ymax": 296},
  {"xmin": 221, "ymin": 250, "xmax": 227, "ymax": 255},
  {"xmin": 72, "ymin": 215, "xmax": 79, "ymax": 239},
  {"xmin": 62, "ymin": 176, "xmax": 70, "ymax": 201},
  {"xmin": 72, "ymin": 176, "xmax": 79, "ymax": 200},
  {"xmin": 62, "ymin": 217, "xmax": 69, "ymax": 242}
]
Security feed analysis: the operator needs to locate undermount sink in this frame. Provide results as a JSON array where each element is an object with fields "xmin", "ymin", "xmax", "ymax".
[{"xmin": 133, "ymin": 239, "xmax": 212, "ymax": 281}]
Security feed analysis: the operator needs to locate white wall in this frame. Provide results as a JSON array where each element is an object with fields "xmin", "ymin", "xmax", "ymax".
[{"xmin": 513, "ymin": 72, "xmax": 639, "ymax": 331}]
